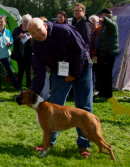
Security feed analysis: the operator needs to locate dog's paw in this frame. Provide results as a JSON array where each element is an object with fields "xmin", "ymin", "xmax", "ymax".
[
  {"xmin": 38, "ymin": 150, "xmax": 42, "ymax": 154},
  {"xmin": 39, "ymin": 149, "xmax": 49, "ymax": 157},
  {"xmin": 39, "ymin": 154, "xmax": 44, "ymax": 158}
]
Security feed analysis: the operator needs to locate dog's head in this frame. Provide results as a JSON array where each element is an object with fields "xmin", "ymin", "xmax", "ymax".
[{"xmin": 16, "ymin": 90, "xmax": 38, "ymax": 108}]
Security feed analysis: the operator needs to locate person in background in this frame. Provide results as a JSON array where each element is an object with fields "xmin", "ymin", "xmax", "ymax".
[
  {"xmin": 95, "ymin": 8, "xmax": 119, "ymax": 99},
  {"xmin": 72, "ymin": 4, "xmax": 93, "ymax": 156},
  {"xmin": 55, "ymin": 11, "xmax": 68, "ymax": 24},
  {"xmin": 27, "ymin": 18, "xmax": 93, "ymax": 158},
  {"xmin": 72, "ymin": 3, "xmax": 92, "ymax": 54},
  {"xmin": 89, "ymin": 15, "xmax": 101, "ymax": 95},
  {"xmin": 40, "ymin": 16, "xmax": 47, "ymax": 21},
  {"xmin": 12, "ymin": 14, "xmax": 32, "ymax": 89},
  {"xmin": 0, "ymin": 16, "xmax": 22, "ymax": 90}
]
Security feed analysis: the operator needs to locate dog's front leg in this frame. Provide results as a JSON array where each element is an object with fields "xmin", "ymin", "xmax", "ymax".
[{"xmin": 39, "ymin": 131, "xmax": 52, "ymax": 157}]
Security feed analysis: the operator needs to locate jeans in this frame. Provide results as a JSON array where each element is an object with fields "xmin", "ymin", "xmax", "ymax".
[
  {"xmin": 0, "ymin": 57, "xmax": 20, "ymax": 89},
  {"xmin": 50, "ymin": 64, "xmax": 93, "ymax": 149}
]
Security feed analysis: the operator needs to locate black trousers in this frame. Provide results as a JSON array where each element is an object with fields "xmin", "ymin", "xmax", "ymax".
[
  {"xmin": 98, "ymin": 56, "xmax": 115, "ymax": 98},
  {"xmin": 92, "ymin": 63, "xmax": 100, "ymax": 91},
  {"xmin": 17, "ymin": 57, "xmax": 32, "ymax": 88}
]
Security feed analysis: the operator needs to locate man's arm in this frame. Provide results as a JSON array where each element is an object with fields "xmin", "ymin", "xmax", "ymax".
[
  {"xmin": 31, "ymin": 42, "xmax": 46, "ymax": 95},
  {"xmin": 99, "ymin": 16, "xmax": 118, "ymax": 32},
  {"xmin": 78, "ymin": 22, "xmax": 92, "ymax": 51}
]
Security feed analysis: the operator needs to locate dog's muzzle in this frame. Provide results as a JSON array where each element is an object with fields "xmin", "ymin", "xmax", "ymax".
[{"xmin": 15, "ymin": 94, "xmax": 23, "ymax": 105}]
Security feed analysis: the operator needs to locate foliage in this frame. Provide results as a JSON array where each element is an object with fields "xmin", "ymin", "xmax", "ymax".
[
  {"xmin": 2, "ymin": 0, "xmax": 130, "ymax": 20},
  {"xmin": 0, "ymin": 76, "xmax": 130, "ymax": 166}
]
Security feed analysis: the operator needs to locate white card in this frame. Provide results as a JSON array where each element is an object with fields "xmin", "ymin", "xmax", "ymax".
[
  {"xmin": 21, "ymin": 33, "xmax": 31, "ymax": 44},
  {"xmin": 57, "ymin": 62, "xmax": 69, "ymax": 76}
]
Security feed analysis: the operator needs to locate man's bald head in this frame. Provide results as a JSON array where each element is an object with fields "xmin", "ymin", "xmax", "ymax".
[
  {"xmin": 27, "ymin": 18, "xmax": 43, "ymax": 30},
  {"xmin": 27, "ymin": 17, "xmax": 48, "ymax": 41}
]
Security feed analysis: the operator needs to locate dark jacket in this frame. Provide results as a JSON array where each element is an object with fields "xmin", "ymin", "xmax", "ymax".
[
  {"xmin": 12, "ymin": 25, "xmax": 32, "ymax": 61},
  {"xmin": 72, "ymin": 15, "xmax": 92, "ymax": 52},
  {"xmin": 99, "ymin": 16, "xmax": 119, "ymax": 58},
  {"xmin": 31, "ymin": 21, "xmax": 92, "ymax": 94}
]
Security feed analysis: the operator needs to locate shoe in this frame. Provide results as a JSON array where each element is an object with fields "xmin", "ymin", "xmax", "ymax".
[
  {"xmin": 79, "ymin": 148, "xmax": 90, "ymax": 158},
  {"xmin": 93, "ymin": 91, "xmax": 99, "ymax": 96},
  {"xmin": 34, "ymin": 144, "xmax": 55, "ymax": 151},
  {"xmin": 34, "ymin": 145, "xmax": 42, "ymax": 151}
]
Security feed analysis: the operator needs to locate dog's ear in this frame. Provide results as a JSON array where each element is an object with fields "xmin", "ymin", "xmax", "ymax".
[{"xmin": 28, "ymin": 93, "xmax": 37, "ymax": 104}]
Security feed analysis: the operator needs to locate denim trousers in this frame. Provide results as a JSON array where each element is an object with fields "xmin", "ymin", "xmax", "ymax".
[
  {"xmin": 0, "ymin": 57, "xmax": 20, "ymax": 89},
  {"xmin": 50, "ymin": 65, "xmax": 93, "ymax": 149}
]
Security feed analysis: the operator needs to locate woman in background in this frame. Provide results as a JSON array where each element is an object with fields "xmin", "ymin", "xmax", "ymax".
[
  {"xmin": 12, "ymin": 14, "xmax": 32, "ymax": 88},
  {"xmin": 55, "ymin": 11, "xmax": 68, "ymax": 24},
  {"xmin": 0, "ymin": 16, "xmax": 21, "ymax": 90},
  {"xmin": 89, "ymin": 15, "xmax": 101, "ymax": 94}
]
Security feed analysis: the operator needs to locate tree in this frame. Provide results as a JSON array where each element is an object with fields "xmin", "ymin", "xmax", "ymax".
[{"xmin": 40, "ymin": 0, "xmax": 60, "ymax": 20}]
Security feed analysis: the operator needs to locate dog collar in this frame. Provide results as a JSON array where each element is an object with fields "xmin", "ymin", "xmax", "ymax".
[{"xmin": 32, "ymin": 95, "xmax": 44, "ymax": 109}]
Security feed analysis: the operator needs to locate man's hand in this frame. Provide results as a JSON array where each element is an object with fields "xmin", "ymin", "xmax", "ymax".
[
  {"xmin": 65, "ymin": 74, "xmax": 76, "ymax": 82},
  {"xmin": 99, "ymin": 18, "xmax": 104, "ymax": 23},
  {"xmin": 19, "ymin": 33, "xmax": 25, "ymax": 39},
  {"xmin": 6, "ymin": 42, "xmax": 12, "ymax": 46}
]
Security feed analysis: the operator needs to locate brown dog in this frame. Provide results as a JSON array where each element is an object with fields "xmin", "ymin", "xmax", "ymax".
[{"xmin": 16, "ymin": 90, "xmax": 115, "ymax": 161}]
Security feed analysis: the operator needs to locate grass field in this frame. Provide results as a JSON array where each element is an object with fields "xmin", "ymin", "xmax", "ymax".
[{"xmin": 0, "ymin": 77, "xmax": 130, "ymax": 167}]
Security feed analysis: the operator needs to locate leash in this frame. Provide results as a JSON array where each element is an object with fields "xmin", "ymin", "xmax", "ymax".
[{"xmin": 45, "ymin": 81, "xmax": 66, "ymax": 101}]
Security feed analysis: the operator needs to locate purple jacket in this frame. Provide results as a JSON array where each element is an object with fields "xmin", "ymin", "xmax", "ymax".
[
  {"xmin": 55, "ymin": 21, "xmax": 68, "ymax": 24},
  {"xmin": 31, "ymin": 21, "xmax": 92, "ymax": 94}
]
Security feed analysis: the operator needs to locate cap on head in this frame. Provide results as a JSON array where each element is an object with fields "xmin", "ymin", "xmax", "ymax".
[{"xmin": 97, "ymin": 8, "xmax": 112, "ymax": 15}]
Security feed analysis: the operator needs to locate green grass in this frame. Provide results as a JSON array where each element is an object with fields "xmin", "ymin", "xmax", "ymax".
[{"xmin": 0, "ymin": 78, "xmax": 130, "ymax": 167}]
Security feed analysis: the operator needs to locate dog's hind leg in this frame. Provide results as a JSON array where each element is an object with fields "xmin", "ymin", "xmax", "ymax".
[
  {"xmin": 97, "ymin": 141, "xmax": 115, "ymax": 161},
  {"xmin": 89, "ymin": 133, "xmax": 115, "ymax": 161},
  {"xmin": 39, "ymin": 131, "xmax": 52, "ymax": 157},
  {"xmin": 81, "ymin": 126, "xmax": 115, "ymax": 161}
]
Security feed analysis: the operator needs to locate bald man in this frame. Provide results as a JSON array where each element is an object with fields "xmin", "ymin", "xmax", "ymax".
[{"xmin": 28, "ymin": 18, "xmax": 93, "ymax": 158}]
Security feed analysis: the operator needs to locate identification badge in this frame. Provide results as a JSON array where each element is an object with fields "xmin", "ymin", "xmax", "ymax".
[{"xmin": 57, "ymin": 62, "xmax": 69, "ymax": 76}]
